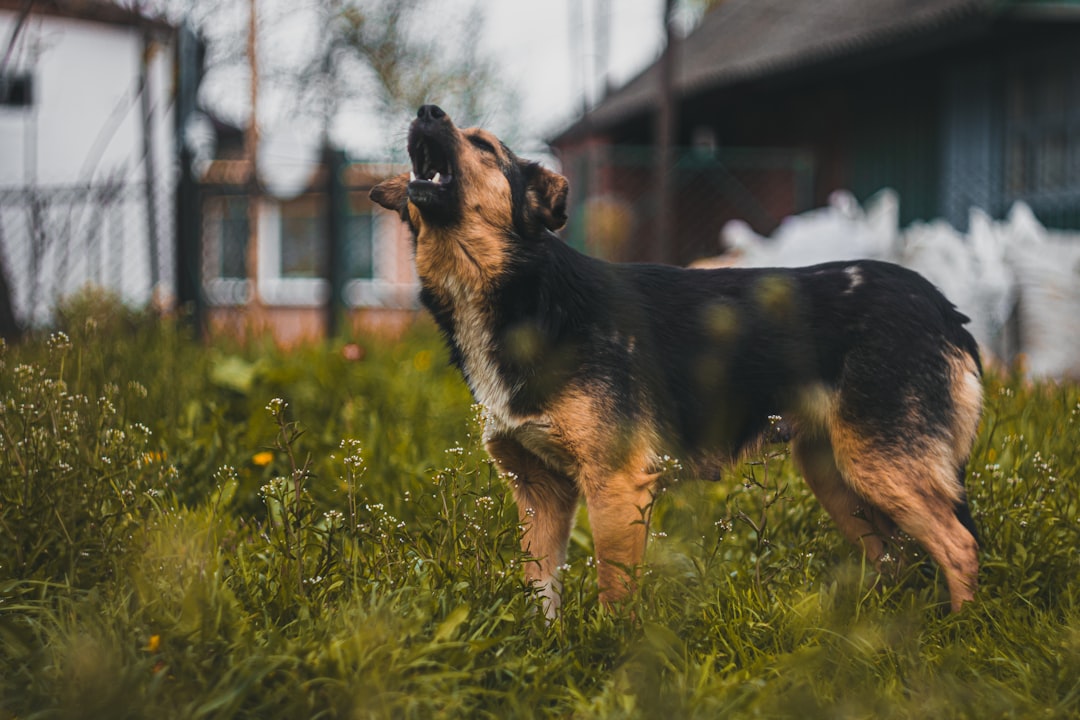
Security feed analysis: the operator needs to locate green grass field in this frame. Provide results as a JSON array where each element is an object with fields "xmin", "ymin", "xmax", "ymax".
[{"xmin": 2, "ymin": 292, "xmax": 1078, "ymax": 719}]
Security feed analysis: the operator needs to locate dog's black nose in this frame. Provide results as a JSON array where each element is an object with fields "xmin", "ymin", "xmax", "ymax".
[{"xmin": 417, "ymin": 104, "xmax": 446, "ymax": 121}]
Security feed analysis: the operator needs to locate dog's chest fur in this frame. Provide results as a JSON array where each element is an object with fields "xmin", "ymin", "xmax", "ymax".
[
  {"xmin": 420, "ymin": 261, "xmax": 592, "ymax": 479},
  {"xmin": 424, "ymin": 273, "xmax": 524, "ymax": 429}
]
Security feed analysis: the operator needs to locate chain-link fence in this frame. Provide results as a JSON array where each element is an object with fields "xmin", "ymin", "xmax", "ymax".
[
  {"xmin": 561, "ymin": 145, "xmax": 815, "ymax": 265},
  {"xmin": 0, "ymin": 179, "xmax": 174, "ymax": 327}
]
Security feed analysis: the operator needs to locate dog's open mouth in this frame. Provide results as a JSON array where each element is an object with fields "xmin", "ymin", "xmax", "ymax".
[
  {"xmin": 406, "ymin": 130, "xmax": 459, "ymax": 222},
  {"xmin": 409, "ymin": 137, "xmax": 454, "ymax": 188},
  {"xmin": 404, "ymin": 105, "xmax": 462, "ymax": 223}
]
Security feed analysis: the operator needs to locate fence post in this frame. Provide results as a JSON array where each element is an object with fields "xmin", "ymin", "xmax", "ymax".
[
  {"xmin": 324, "ymin": 147, "xmax": 348, "ymax": 339},
  {"xmin": 0, "ymin": 227, "xmax": 19, "ymax": 340},
  {"xmin": 139, "ymin": 30, "xmax": 160, "ymax": 295},
  {"xmin": 174, "ymin": 23, "xmax": 204, "ymax": 336},
  {"xmin": 654, "ymin": 0, "xmax": 679, "ymax": 264}
]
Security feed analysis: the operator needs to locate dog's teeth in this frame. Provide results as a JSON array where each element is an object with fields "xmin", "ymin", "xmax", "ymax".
[
  {"xmin": 410, "ymin": 171, "xmax": 417, "ymax": 182},
  {"xmin": 432, "ymin": 172, "xmax": 441, "ymax": 184}
]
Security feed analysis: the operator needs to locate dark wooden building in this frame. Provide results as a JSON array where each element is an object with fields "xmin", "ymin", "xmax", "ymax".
[{"xmin": 551, "ymin": 0, "xmax": 1080, "ymax": 264}]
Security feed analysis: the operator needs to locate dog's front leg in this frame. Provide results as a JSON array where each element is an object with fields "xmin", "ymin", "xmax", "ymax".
[
  {"xmin": 486, "ymin": 436, "xmax": 579, "ymax": 618},
  {"xmin": 582, "ymin": 465, "xmax": 658, "ymax": 606}
]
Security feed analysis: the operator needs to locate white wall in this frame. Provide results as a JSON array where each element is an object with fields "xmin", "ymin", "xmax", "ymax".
[{"xmin": 0, "ymin": 11, "xmax": 176, "ymax": 323}]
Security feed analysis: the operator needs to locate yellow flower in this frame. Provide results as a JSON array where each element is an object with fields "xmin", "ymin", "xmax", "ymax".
[
  {"xmin": 145, "ymin": 634, "xmax": 161, "ymax": 652},
  {"xmin": 413, "ymin": 350, "xmax": 433, "ymax": 372},
  {"xmin": 253, "ymin": 451, "xmax": 274, "ymax": 467}
]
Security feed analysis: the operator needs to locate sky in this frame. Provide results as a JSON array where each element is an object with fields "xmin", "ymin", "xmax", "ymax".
[
  {"xmin": 168, "ymin": 0, "xmax": 677, "ymax": 196},
  {"xmin": 240, "ymin": 0, "xmax": 671, "ymax": 185},
  {"xmin": 474, "ymin": 0, "xmax": 667, "ymax": 143}
]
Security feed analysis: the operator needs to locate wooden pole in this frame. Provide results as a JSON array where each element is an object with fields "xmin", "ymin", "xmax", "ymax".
[
  {"xmin": 244, "ymin": 0, "xmax": 263, "ymax": 329},
  {"xmin": 654, "ymin": 0, "xmax": 678, "ymax": 264},
  {"xmin": 139, "ymin": 32, "xmax": 161, "ymax": 296}
]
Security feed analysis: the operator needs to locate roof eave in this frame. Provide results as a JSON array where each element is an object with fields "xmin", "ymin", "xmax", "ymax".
[
  {"xmin": 550, "ymin": 0, "xmax": 1024, "ymax": 146},
  {"xmin": 0, "ymin": 0, "xmax": 177, "ymax": 35}
]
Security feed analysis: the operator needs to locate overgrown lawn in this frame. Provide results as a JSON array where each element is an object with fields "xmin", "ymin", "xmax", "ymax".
[{"xmin": 2, "ymin": 294, "xmax": 1078, "ymax": 719}]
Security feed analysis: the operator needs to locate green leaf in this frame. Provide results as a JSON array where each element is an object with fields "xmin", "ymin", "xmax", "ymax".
[
  {"xmin": 434, "ymin": 604, "xmax": 470, "ymax": 643},
  {"xmin": 209, "ymin": 354, "xmax": 259, "ymax": 394}
]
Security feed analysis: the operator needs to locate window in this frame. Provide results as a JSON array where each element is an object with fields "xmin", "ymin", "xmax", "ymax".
[
  {"xmin": 203, "ymin": 195, "xmax": 250, "ymax": 305},
  {"xmin": 343, "ymin": 190, "xmax": 417, "ymax": 309},
  {"xmin": 279, "ymin": 194, "xmax": 327, "ymax": 278},
  {"xmin": 218, "ymin": 197, "xmax": 249, "ymax": 279},
  {"xmin": 202, "ymin": 168, "xmax": 418, "ymax": 308},
  {"xmin": 344, "ymin": 195, "xmax": 375, "ymax": 280},
  {"xmin": 0, "ymin": 73, "xmax": 33, "ymax": 107},
  {"xmin": 258, "ymin": 193, "xmax": 327, "ymax": 306},
  {"xmin": 1004, "ymin": 51, "xmax": 1080, "ymax": 226}
]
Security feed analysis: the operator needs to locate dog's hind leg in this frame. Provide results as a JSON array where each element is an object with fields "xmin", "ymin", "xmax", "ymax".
[
  {"xmin": 827, "ymin": 429, "xmax": 979, "ymax": 612},
  {"xmin": 487, "ymin": 436, "xmax": 579, "ymax": 619},
  {"xmin": 792, "ymin": 432, "xmax": 895, "ymax": 566},
  {"xmin": 852, "ymin": 471, "xmax": 979, "ymax": 613}
]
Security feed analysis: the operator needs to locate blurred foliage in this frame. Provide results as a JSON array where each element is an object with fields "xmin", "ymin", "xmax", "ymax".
[
  {"xmin": 331, "ymin": 0, "xmax": 507, "ymax": 137},
  {"xmin": 1, "ymin": 291, "xmax": 1078, "ymax": 718}
]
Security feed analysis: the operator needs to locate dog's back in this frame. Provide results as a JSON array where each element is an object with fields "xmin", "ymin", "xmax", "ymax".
[{"xmin": 624, "ymin": 259, "xmax": 979, "ymax": 459}]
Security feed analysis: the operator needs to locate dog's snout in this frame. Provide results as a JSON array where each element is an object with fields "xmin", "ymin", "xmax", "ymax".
[{"xmin": 417, "ymin": 104, "xmax": 446, "ymax": 121}]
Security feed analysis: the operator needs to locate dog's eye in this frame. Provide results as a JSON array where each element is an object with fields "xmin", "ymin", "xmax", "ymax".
[{"xmin": 468, "ymin": 136, "xmax": 498, "ymax": 155}]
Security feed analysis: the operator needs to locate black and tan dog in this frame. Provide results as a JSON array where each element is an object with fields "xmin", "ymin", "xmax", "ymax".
[{"xmin": 371, "ymin": 105, "xmax": 983, "ymax": 615}]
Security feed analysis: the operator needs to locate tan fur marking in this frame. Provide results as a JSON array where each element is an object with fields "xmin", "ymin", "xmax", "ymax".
[
  {"xmin": 488, "ymin": 382, "xmax": 663, "ymax": 613},
  {"xmin": 580, "ymin": 442, "xmax": 661, "ymax": 605},
  {"xmin": 369, "ymin": 172, "xmax": 409, "ymax": 211},
  {"xmin": 827, "ymin": 403, "xmax": 964, "ymax": 507},
  {"xmin": 545, "ymin": 385, "xmax": 661, "ymax": 478},
  {"xmin": 411, "ymin": 215, "xmax": 509, "ymax": 290},
  {"xmin": 948, "ymin": 352, "xmax": 983, "ymax": 462},
  {"xmin": 526, "ymin": 168, "xmax": 569, "ymax": 231},
  {"xmin": 545, "ymin": 387, "xmax": 613, "ymax": 470},
  {"xmin": 455, "ymin": 132, "xmax": 515, "ymax": 232},
  {"xmin": 894, "ymin": 503, "xmax": 979, "ymax": 612},
  {"xmin": 463, "ymin": 128, "xmax": 505, "ymax": 158}
]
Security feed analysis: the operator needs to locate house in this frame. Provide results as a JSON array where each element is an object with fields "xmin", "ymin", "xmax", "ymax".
[
  {"xmin": 551, "ymin": 0, "xmax": 1080, "ymax": 265},
  {"xmin": 0, "ymin": 0, "xmax": 177, "ymax": 326},
  {"xmin": 195, "ymin": 148, "xmax": 418, "ymax": 345},
  {"xmin": 186, "ymin": 113, "xmax": 417, "ymax": 345},
  {"xmin": 166, "ymin": 18, "xmax": 421, "ymax": 346}
]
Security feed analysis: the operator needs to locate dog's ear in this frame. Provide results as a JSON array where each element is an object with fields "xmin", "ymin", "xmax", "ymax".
[
  {"xmin": 525, "ymin": 164, "xmax": 569, "ymax": 232},
  {"xmin": 370, "ymin": 173, "xmax": 410, "ymax": 217}
]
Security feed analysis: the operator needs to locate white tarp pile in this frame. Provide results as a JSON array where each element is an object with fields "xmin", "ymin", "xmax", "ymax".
[{"xmin": 717, "ymin": 190, "xmax": 1080, "ymax": 379}]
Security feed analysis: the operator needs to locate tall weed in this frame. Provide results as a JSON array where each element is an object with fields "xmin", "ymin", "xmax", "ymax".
[{"xmin": 0, "ymin": 331, "xmax": 168, "ymax": 587}]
